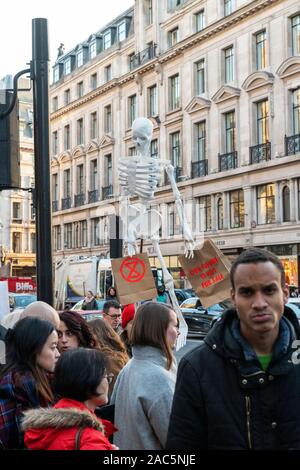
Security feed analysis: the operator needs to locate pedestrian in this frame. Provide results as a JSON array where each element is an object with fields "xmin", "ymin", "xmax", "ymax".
[
  {"xmin": 156, "ymin": 285, "xmax": 168, "ymax": 303},
  {"xmin": 106, "ymin": 287, "xmax": 117, "ymax": 301},
  {"xmin": 22, "ymin": 348, "xmax": 117, "ymax": 450},
  {"xmin": 0, "ymin": 317, "xmax": 60, "ymax": 449},
  {"xmin": 119, "ymin": 304, "xmax": 135, "ymax": 357},
  {"xmin": 102, "ymin": 300, "xmax": 122, "ymax": 334},
  {"xmin": 89, "ymin": 319, "xmax": 129, "ymax": 396},
  {"xmin": 110, "ymin": 302, "xmax": 179, "ymax": 450},
  {"xmin": 166, "ymin": 248, "xmax": 300, "ymax": 450},
  {"xmin": 57, "ymin": 311, "xmax": 99, "ymax": 353},
  {"xmin": 21, "ymin": 301, "xmax": 60, "ymax": 329},
  {"xmin": 82, "ymin": 291, "xmax": 98, "ymax": 310}
]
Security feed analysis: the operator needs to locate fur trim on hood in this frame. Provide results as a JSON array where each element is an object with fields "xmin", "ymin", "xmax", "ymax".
[{"xmin": 22, "ymin": 407, "xmax": 104, "ymax": 433}]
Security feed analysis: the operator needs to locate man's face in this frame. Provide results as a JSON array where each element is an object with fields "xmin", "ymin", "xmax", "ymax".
[
  {"xmin": 103, "ymin": 307, "xmax": 121, "ymax": 330},
  {"xmin": 231, "ymin": 261, "xmax": 289, "ymax": 338}
]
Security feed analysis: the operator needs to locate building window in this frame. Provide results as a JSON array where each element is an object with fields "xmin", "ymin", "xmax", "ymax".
[
  {"xmin": 145, "ymin": 0, "xmax": 153, "ymax": 26},
  {"xmin": 168, "ymin": 204, "xmax": 181, "ymax": 236},
  {"xmin": 53, "ymin": 66, "xmax": 59, "ymax": 83},
  {"xmin": 128, "ymin": 147, "xmax": 137, "ymax": 156},
  {"xmin": 170, "ymin": 132, "xmax": 181, "ymax": 168},
  {"xmin": 52, "ymin": 96, "xmax": 58, "ymax": 112},
  {"xmin": 77, "ymin": 50, "xmax": 83, "ymax": 68},
  {"xmin": 128, "ymin": 94, "xmax": 137, "ymax": 127},
  {"xmin": 92, "ymin": 218, "xmax": 100, "ymax": 246},
  {"xmin": 52, "ymin": 131, "xmax": 58, "ymax": 155},
  {"xmin": 198, "ymin": 196, "xmax": 212, "ymax": 231},
  {"xmin": 256, "ymin": 31, "xmax": 267, "ymax": 70},
  {"xmin": 64, "ymin": 89, "xmax": 70, "ymax": 105},
  {"xmin": 224, "ymin": 0, "xmax": 233, "ymax": 16},
  {"xmin": 217, "ymin": 197, "xmax": 224, "ymax": 230},
  {"xmin": 150, "ymin": 139, "xmax": 158, "ymax": 158},
  {"xmin": 195, "ymin": 10, "xmax": 205, "ymax": 32},
  {"xmin": 80, "ymin": 220, "xmax": 88, "ymax": 247},
  {"xmin": 30, "ymin": 233, "xmax": 36, "ymax": 253},
  {"xmin": 256, "ymin": 100, "xmax": 269, "ymax": 144},
  {"xmin": 105, "ymin": 64, "xmax": 112, "ymax": 82},
  {"xmin": 12, "ymin": 232, "xmax": 21, "ymax": 253},
  {"xmin": 64, "ymin": 58, "xmax": 71, "ymax": 75},
  {"xmin": 257, "ymin": 184, "xmax": 275, "ymax": 224},
  {"xmin": 103, "ymin": 31, "xmax": 111, "ymax": 50},
  {"xmin": 90, "ymin": 41, "xmax": 97, "ymax": 59},
  {"xmin": 64, "ymin": 125, "xmax": 70, "ymax": 150},
  {"xmin": 118, "ymin": 21, "xmax": 126, "ymax": 42},
  {"xmin": 195, "ymin": 59, "xmax": 205, "ymax": 95},
  {"xmin": 90, "ymin": 112, "xmax": 98, "ymax": 139},
  {"xmin": 169, "ymin": 74, "xmax": 180, "ymax": 110},
  {"xmin": 90, "ymin": 159, "xmax": 98, "ymax": 191},
  {"xmin": 77, "ymin": 118, "xmax": 84, "ymax": 145},
  {"xmin": 224, "ymin": 46, "xmax": 234, "ymax": 83},
  {"xmin": 91, "ymin": 73, "xmax": 97, "ymax": 90},
  {"xmin": 76, "ymin": 165, "xmax": 84, "ymax": 194},
  {"xmin": 54, "ymin": 226, "xmax": 61, "ymax": 251},
  {"xmin": 230, "ymin": 189, "xmax": 244, "ymax": 228},
  {"xmin": 148, "ymin": 85, "xmax": 157, "ymax": 117},
  {"xmin": 63, "ymin": 169, "xmax": 71, "ymax": 198},
  {"xmin": 282, "ymin": 186, "xmax": 291, "ymax": 222},
  {"xmin": 292, "ymin": 14, "xmax": 300, "ymax": 55},
  {"xmin": 168, "ymin": 27, "xmax": 179, "ymax": 47},
  {"xmin": 104, "ymin": 105, "xmax": 112, "ymax": 133},
  {"xmin": 12, "ymin": 202, "xmax": 21, "ymax": 221},
  {"xmin": 52, "ymin": 173, "xmax": 59, "ymax": 202},
  {"xmin": 77, "ymin": 81, "xmax": 84, "ymax": 98},
  {"xmin": 105, "ymin": 154, "xmax": 112, "ymax": 186},
  {"xmin": 293, "ymin": 89, "xmax": 300, "ymax": 135},
  {"xmin": 195, "ymin": 122, "xmax": 206, "ymax": 161},
  {"xmin": 64, "ymin": 223, "xmax": 73, "ymax": 249},
  {"xmin": 224, "ymin": 111, "xmax": 235, "ymax": 152}
]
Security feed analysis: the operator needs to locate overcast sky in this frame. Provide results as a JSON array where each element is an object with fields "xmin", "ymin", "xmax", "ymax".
[{"xmin": 0, "ymin": 0, "xmax": 133, "ymax": 78}]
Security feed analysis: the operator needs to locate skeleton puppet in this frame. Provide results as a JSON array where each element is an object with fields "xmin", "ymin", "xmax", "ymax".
[{"xmin": 118, "ymin": 117, "xmax": 195, "ymax": 348}]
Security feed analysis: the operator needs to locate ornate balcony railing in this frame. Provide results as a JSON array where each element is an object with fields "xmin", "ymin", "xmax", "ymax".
[
  {"xmin": 130, "ymin": 43, "xmax": 158, "ymax": 71},
  {"xmin": 52, "ymin": 200, "xmax": 59, "ymax": 212},
  {"xmin": 218, "ymin": 151, "xmax": 238, "ymax": 171},
  {"xmin": 61, "ymin": 197, "xmax": 71, "ymax": 210},
  {"xmin": 191, "ymin": 160, "xmax": 208, "ymax": 178},
  {"xmin": 88, "ymin": 189, "xmax": 99, "ymax": 204},
  {"xmin": 285, "ymin": 133, "xmax": 300, "ymax": 156},
  {"xmin": 74, "ymin": 193, "xmax": 85, "ymax": 207},
  {"xmin": 102, "ymin": 185, "xmax": 113, "ymax": 200},
  {"xmin": 249, "ymin": 142, "xmax": 271, "ymax": 164}
]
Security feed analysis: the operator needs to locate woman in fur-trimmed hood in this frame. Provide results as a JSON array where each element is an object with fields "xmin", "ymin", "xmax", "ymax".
[{"xmin": 22, "ymin": 349, "xmax": 117, "ymax": 450}]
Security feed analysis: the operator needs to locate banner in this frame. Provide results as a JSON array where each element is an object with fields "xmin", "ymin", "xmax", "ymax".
[
  {"xmin": 179, "ymin": 239, "xmax": 231, "ymax": 308},
  {"xmin": 111, "ymin": 254, "xmax": 157, "ymax": 305}
]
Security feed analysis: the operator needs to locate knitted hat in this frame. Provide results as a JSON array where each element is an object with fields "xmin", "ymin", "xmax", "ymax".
[{"xmin": 122, "ymin": 304, "xmax": 135, "ymax": 329}]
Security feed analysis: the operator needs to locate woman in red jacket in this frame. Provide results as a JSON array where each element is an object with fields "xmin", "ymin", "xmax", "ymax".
[{"xmin": 22, "ymin": 348, "xmax": 117, "ymax": 450}]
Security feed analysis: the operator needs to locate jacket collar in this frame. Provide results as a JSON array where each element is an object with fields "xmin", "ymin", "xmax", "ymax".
[{"xmin": 132, "ymin": 345, "xmax": 177, "ymax": 373}]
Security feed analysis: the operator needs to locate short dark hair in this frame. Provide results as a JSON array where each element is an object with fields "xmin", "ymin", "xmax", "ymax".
[
  {"xmin": 103, "ymin": 300, "xmax": 121, "ymax": 314},
  {"xmin": 230, "ymin": 248, "xmax": 285, "ymax": 289},
  {"xmin": 54, "ymin": 348, "xmax": 107, "ymax": 402}
]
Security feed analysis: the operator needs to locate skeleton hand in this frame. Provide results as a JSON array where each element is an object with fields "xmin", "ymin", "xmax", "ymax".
[
  {"xmin": 184, "ymin": 240, "xmax": 195, "ymax": 259},
  {"xmin": 127, "ymin": 240, "xmax": 138, "ymax": 256}
]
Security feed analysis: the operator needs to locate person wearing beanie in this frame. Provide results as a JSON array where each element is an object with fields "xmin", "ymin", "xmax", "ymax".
[{"xmin": 120, "ymin": 304, "xmax": 135, "ymax": 357}]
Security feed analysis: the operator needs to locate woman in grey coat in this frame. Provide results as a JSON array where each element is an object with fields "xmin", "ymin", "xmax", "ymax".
[{"xmin": 110, "ymin": 302, "xmax": 179, "ymax": 450}]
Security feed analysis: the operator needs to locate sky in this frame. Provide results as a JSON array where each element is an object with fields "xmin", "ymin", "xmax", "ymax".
[{"xmin": 0, "ymin": 0, "xmax": 134, "ymax": 78}]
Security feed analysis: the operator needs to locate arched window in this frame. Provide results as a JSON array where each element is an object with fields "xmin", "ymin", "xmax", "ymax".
[
  {"xmin": 282, "ymin": 186, "xmax": 290, "ymax": 222},
  {"xmin": 217, "ymin": 197, "xmax": 224, "ymax": 230}
]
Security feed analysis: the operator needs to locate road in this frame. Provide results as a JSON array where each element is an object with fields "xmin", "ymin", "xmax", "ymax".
[{"xmin": 175, "ymin": 338, "xmax": 203, "ymax": 363}]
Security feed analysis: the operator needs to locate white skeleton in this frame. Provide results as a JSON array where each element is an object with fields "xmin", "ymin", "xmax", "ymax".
[{"xmin": 118, "ymin": 117, "xmax": 195, "ymax": 349}]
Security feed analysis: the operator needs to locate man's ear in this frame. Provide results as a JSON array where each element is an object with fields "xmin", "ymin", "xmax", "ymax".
[
  {"xmin": 230, "ymin": 287, "xmax": 236, "ymax": 306},
  {"xmin": 283, "ymin": 283, "xmax": 289, "ymax": 304}
]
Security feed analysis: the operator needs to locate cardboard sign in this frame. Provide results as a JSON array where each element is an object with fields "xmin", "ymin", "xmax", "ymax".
[
  {"xmin": 179, "ymin": 239, "xmax": 231, "ymax": 308},
  {"xmin": 111, "ymin": 253, "xmax": 157, "ymax": 305}
]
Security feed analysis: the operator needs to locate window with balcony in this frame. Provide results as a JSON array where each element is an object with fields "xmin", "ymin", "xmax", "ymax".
[
  {"xmin": 192, "ymin": 122, "xmax": 207, "ymax": 178},
  {"xmin": 76, "ymin": 165, "xmax": 84, "ymax": 195},
  {"xmin": 170, "ymin": 132, "xmax": 182, "ymax": 181},
  {"xmin": 195, "ymin": 59, "xmax": 205, "ymax": 95},
  {"xmin": 91, "ymin": 73, "xmax": 97, "ymax": 90},
  {"xmin": 103, "ymin": 31, "xmax": 111, "ymax": 50},
  {"xmin": 230, "ymin": 189, "xmax": 244, "ymax": 228},
  {"xmin": 224, "ymin": 46, "xmax": 234, "ymax": 83},
  {"xmin": 64, "ymin": 89, "xmax": 70, "ymax": 105},
  {"xmin": 169, "ymin": 74, "xmax": 180, "ymax": 110},
  {"xmin": 77, "ymin": 81, "xmax": 84, "ymax": 98},
  {"xmin": 103, "ymin": 154, "xmax": 113, "ymax": 199},
  {"xmin": 195, "ymin": 10, "xmax": 205, "ymax": 32},
  {"xmin": 63, "ymin": 169, "xmax": 71, "ymax": 198},
  {"xmin": 217, "ymin": 197, "xmax": 224, "ymax": 230},
  {"xmin": 12, "ymin": 232, "xmax": 21, "ymax": 253},
  {"xmin": 104, "ymin": 105, "xmax": 112, "ymax": 133},
  {"xmin": 255, "ymin": 31, "xmax": 267, "ymax": 70},
  {"xmin": 64, "ymin": 125, "xmax": 70, "ymax": 150},
  {"xmin": 292, "ymin": 14, "xmax": 300, "ymax": 55},
  {"xmin": 90, "ymin": 112, "xmax": 98, "ymax": 140},
  {"xmin": 168, "ymin": 27, "xmax": 179, "ymax": 48},
  {"xmin": 148, "ymin": 85, "xmax": 157, "ymax": 117},
  {"xmin": 198, "ymin": 196, "xmax": 212, "ymax": 231},
  {"xmin": 257, "ymin": 100, "xmax": 269, "ymax": 144},
  {"xmin": 128, "ymin": 94, "xmax": 137, "ymax": 127},
  {"xmin": 257, "ymin": 184, "xmax": 275, "ymax": 224},
  {"xmin": 293, "ymin": 89, "xmax": 300, "ymax": 135},
  {"xmin": 224, "ymin": 0, "xmax": 233, "ymax": 16},
  {"xmin": 145, "ymin": 0, "xmax": 153, "ymax": 26},
  {"xmin": 52, "ymin": 173, "xmax": 59, "ymax": 209},
  {"xmin": 286, "ymin": 89, "xmax": 300, "ymax": 155},
  {"xmin": 282, "ymin": 186, "xmax": 291, "ymax": 222},
  {"xmin": 118, "ymin": 21, "xmax": 126, "ymax": 42},
  {"xmin": 90, "ymin": 159, "xmax": 98, "ymax": 191},
  {"xmin": 77, "ymin": 118, "xmax": 84, "ymax": 145}
]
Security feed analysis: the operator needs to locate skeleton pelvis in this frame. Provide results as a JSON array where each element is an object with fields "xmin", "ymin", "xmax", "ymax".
[{"xmin": 125, "ymin": 208, "xmax": 162, "ymax": 238}]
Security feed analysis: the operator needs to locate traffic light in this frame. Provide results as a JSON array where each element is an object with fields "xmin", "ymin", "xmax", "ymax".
[{"xmin": 0, "ymin": 90, "xmax": 20, "ymax": 189}]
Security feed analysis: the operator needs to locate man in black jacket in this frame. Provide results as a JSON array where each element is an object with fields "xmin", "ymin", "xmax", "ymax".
[{"xmin": 166, "ymin": 248, "xmax": 300, "ymax": 449}]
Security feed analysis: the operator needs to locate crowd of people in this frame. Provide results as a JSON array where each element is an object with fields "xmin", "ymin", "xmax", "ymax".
[{"xmin": 0, "ymin": 247, "xmax": 300, "ymax": 450}]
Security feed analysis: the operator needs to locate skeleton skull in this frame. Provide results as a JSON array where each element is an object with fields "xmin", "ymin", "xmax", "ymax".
[{"xmin": 132, "ymin": 117, "xmax": 154, "ymax": 156}]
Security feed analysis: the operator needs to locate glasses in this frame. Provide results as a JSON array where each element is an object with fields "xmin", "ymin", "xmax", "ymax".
[
  {"xmin": 104, "ymin": 313, "xmax": 121, "ymax": 319},
  {"xmin": 104, "ymin": 373, "xmax": 114, "ymax": 384}
]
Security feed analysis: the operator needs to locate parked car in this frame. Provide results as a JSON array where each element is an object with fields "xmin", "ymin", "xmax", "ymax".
[
  {"xmin": 174, "ymin": 288, "xmax": 195, "ymax": 304},
  {"xmin": 9, "ymin": 293, "xmax": 37, "ymax": 312},
  {"xmin": 71, "ymin": 298, "xmax": 105, "ymax": 322},
  {"xmin": 179, "ymin": 297, "xmax": 232, "ymax": 337},
  {"xmin": 286, "ymin": 302, "xmax": 300, "ymax": 322}
]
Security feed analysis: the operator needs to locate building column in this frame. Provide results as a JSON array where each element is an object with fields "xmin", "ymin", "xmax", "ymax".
[
  {"xmin": 243, "ymin": 186, "xmax": 252, "ymax": 230},
  {"xmin": 223, "ymin": 192, "xmax": 230, "ymax": 230},
  {"xmin": 290, "ymin": 178, "xmax": 297, "ymax": 222},
  {"xmin": 275, "ymin": 181, "xmax": 281, "ymax": 224}
]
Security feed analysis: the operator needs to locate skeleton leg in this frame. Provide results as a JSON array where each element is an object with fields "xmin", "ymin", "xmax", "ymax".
[
  {"xmin": 151, "ymin": 238, "xmax": 187, "ymax": 350},
  {"xmin": 119, "ymin": 195, "xmax": 139, "ymax": 256}
]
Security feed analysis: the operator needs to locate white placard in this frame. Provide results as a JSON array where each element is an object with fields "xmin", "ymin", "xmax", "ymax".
[{"xmin": 0, "ymin": 281, "xmax": 10, "ymax": 320}]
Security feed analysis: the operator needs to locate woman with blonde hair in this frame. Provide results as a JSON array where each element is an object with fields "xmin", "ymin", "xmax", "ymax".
[{"xmin": 89, "ymin": 319, "xmax": 129, "ymax": 395}]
